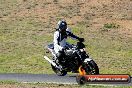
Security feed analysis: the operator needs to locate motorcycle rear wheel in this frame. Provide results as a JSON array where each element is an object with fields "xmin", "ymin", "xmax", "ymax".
[{"xmin": 51, "ymin": 64, "xmax": 67, "ymax": 76}]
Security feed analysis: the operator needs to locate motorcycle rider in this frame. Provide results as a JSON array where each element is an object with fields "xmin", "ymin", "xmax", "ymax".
[{"xmin": 53, "ymin": 19, "xmax": 84, "ymax": 65}]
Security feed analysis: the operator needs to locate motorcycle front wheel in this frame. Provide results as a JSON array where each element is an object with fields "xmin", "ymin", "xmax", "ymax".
[{"xmin": 79, "ymin": 60, "xmax": 99, "ymax": 75}]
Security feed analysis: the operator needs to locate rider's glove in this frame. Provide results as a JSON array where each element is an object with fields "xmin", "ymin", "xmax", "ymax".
[{"xmin": 78, "ymin": 38, "xmax": 84, "ymax": 42}]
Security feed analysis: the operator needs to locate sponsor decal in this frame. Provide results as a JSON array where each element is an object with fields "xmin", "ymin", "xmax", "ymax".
[{"xmin": 76, "ymin": 74, "xmax": 131, "ymax": 85}]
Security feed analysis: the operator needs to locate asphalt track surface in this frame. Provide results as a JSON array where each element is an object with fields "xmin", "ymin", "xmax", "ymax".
[{"xmin": 0, "ymin": 73, "xmax": 131, "ymax": 86}]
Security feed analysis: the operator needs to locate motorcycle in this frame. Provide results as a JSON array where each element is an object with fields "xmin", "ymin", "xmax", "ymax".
[{"xmin": 44, "ymin": 41, "xmax": 99, "ymax": 76}]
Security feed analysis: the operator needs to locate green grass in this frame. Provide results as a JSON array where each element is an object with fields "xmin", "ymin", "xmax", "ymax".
[
  {"xmin": 84, "ymin": 29, "xmax": 132, "ymax": 74},
  {"xmin": 104, "ymin": 23, "xmax": 120, "ymax": 29},
  {"xmin": 0, "ymin": 80, "xmax": 18, "ymax": 84}
]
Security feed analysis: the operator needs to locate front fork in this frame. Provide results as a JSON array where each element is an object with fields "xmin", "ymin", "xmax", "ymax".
[{"xmin": 78, "ymin": 58, "xmax": 93, "ymax": 75}]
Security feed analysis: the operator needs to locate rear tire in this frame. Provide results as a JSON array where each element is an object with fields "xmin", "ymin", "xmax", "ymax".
[
  {"xmin": 51, "ymin": 64, "xmax": 67, "ymax": 76},
  {"xmin": 83, "ymin": 60, "xmax": 99, "ymax": 75}
]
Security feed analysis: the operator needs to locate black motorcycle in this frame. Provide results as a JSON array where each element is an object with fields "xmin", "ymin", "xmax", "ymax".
[{"xmin": 44, "ymin": 41, "xmax": 99, "ymax": 76}]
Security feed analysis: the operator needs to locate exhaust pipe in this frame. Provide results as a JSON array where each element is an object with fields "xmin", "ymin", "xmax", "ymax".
[{"xmin": 44, "ymin": 56, "xmax": 57, "ymax": 67}]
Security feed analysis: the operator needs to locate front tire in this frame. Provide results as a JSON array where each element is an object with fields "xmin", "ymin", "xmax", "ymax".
[
  {"xmin": 51, "ymin": 64, "xmax": 67, "ymax": 76},
  {"xmin": 83, "ymin": 60, "xmax": 99, "ymax": 75}
]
